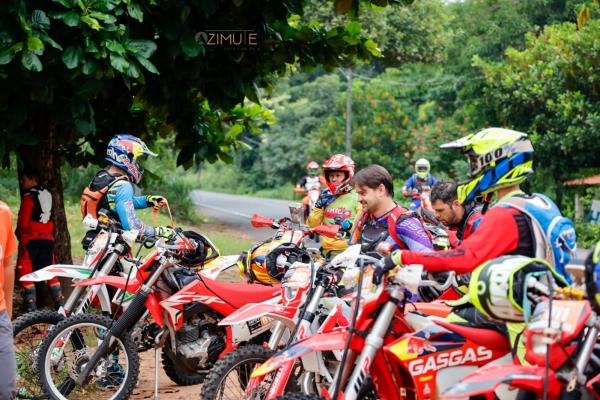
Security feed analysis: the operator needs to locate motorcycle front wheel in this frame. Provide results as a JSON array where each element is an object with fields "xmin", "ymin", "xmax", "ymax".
[{"xmin": 38, "ymin": 314, "xmax": 139, "ymax": 400}]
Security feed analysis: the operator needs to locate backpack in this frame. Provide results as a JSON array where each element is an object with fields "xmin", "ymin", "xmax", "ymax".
[
  {"xmin": 80, "ymin": 171, "xmax": 127, "ymax": 219},
  {"xmin": 498, "ymin": 193, "xmax": 577, "ymax": 283}
]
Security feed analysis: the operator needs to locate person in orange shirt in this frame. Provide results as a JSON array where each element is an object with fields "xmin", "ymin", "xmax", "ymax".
[{"xmin": 0, "ymin": 199, "xmax": 18, "ymax": 399}]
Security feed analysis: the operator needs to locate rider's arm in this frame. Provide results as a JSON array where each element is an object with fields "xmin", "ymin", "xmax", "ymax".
[
  {"xmin": 113, "ymin": 182, "xmax": 155, "ymax": 236},
  {"xmin": 132, "ymin": 195, "xmax": 149, "ymax": 209},
  {"xmin": 400, "ymin": 207, "xmax": 522, "ymax": 274},
  {"xmin": 402, "ymin": 176, "xmax": 414, "ymax": 197},
  {"xmin": 15, "ymin": 194, "xmax": 33, "ymax": 239},
  {"xmin": 394, "ymin": 217, "xmax": 433, "ymax": 251},
  {"xmin": 306, "ymin": 207, "xmax": 324, "ymax": 228}
]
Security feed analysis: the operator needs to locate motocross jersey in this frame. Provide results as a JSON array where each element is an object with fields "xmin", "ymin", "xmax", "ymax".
[
  {"xmin": 401, "ymin": 192, "xmax": 535, "ymax": 275},
  {"xmin": 106, "ymin": 179, "xmax": 154, "ymax": 236},
  {"xmin": 402, "ymin": 174, "xmax": 437, "ymax": 210},
  {"xmin": 307, "ymin": 190, "xmax": 361, "ymax": 252}
]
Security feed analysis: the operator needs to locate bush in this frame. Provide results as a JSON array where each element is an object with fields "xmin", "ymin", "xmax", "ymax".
[{"xmin": 575, "ymin": 222, "xmax": 600, "ymax": 250}]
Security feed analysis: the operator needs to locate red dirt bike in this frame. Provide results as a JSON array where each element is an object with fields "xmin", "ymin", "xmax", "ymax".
[
  {"xmin": 257, "ymin": 262, "xmax": 515, "ymax": 400},
  {"xmin": 443, "ymin": 287, "xmax": 600, "ymax": 400},
  {"xmin": 36, "ymin": 229, "xmax": 280, "ymax": 400}
]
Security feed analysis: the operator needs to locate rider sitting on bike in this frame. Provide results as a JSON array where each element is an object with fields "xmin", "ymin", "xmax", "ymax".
[
  {"xmin": 430, "ymin": 181, "xmax": 483, "ymax": 243},
  {"xmin": 375, "ymin": 128, "xmax": 575, "ymax": 360},
  {"xmin": 307, "ymin": 154, "xmax": 361, "ymax": 258},
  {"xmin": 298, "ymin": 161, "xmax": 325, "ymax": 192},
  {"xmin": 350, "ymin": 164, "xmax": 433, "ymax": 252},
  {"xmin": 81, "ymin": 134, "xmax": 174, "ymax": 240},
  {"xmin": 402, "ymin": 158, "xmax": 437, "ymax": 211}
]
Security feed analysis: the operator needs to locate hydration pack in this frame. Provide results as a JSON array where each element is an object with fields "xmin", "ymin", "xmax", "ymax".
[
  {"xmin": 80, "ymin": 171, "xmax": 127, "ymax": 219},
  {"xmin": 27, "ymin": 186, "xmax": 52, "ymax": 223},
  {"xmin": 498, "ymin": 193, "xmax": 577, "ymax": 282}
]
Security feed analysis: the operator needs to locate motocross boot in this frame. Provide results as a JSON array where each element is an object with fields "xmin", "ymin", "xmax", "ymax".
[
  {"xmin": 50, "ymin": 284, "xmax": 65, "ymax": 308},
  {"xmin": 23, "ymin": 287, "xmax": 37, "ymax": 312}
]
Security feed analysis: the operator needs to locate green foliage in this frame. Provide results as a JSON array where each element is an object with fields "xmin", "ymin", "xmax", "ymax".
[{"xmin": 475, "ymin": 19, "xmax": 600, "ymax": 198}]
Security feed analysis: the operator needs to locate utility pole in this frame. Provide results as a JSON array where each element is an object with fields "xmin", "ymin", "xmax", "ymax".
[{"xmin": 344, "ymin": 67, "xmax": 352, "ymax": 157}]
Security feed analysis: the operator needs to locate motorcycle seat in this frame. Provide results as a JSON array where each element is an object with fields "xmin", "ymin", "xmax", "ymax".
[
  {"xmin": 434, "ymin": 319, "xmax": 511, "ymax": 353},
  {"xmin": 202, "ymin": 278, "xmax": 280, "ymax": 308}
]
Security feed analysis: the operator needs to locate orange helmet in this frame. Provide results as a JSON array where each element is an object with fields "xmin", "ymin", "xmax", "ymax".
[{"xmin": 323, "ymin": 154, "xmax": 355, "ymax": 194}]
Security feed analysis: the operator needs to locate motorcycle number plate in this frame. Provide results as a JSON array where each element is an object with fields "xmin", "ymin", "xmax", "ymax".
[{"xmin": 531, "ymin": 300, "xmax": 589, "ymax": 333}]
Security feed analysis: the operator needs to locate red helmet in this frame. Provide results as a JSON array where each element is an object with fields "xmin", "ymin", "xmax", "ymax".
[{"xmin": 323, "ymin": 154, "xmax": 355, "ymax": 194}]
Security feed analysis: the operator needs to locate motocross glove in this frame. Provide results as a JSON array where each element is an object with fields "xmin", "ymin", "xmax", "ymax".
[
  {"xmin": 146, "ymin": 195, "xmax": 167, "ymax": 208},
  {"xmin": 315, "ymin": 192, "xmax": 337, "ymax": 209},
  {"xmin": 373, "ymin": 250, "xmax": 403, "ymax": 285},
  {"xmin": 155, "ymin": 226, "xmax": 176, "ymax": 239}
]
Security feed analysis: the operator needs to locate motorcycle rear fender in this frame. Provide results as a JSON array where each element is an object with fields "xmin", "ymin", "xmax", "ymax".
[
  {"xmin": 218, "ymin": 298, "xmax": 293, "ymax": 329},
  {"xmin": 20, "ymin": 264, "xmax": 91, "ymax": 282},
  {"xmin": 72, "ymin": 275, "xmax": 141, "ymax": 293},
  {"xmin": 442, "ymin": 364, "xmax": 561, "ymax": 399},
  {"xmin": 198, "ymin": 255, "xmax": 239, "ymax": 280},
  {"xmin": 252, "ymin": 330, "xmax": 351, "ymax": 378}
]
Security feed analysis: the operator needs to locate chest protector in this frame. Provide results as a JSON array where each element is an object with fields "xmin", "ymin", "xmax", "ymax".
[
  {"xmin": 27, "ymin": 186, "xmax": 53, "ymax": 223},
  {"xmin": 80, "ymin": 171, "xmax": 127, "ymax": 219},
  {"xmin": 304, "ymin": 176, "xmax": 321, "ymax": 191},
  {"xmin": 352, "ymin": 206, "xmax": 412, "ymax": 251}
]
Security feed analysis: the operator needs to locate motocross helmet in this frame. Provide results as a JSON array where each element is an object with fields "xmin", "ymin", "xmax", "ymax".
[
  {"xmin": 415, "ymin": 158, "xmax": 431, "ymax": 179},
  {"xmin": 585, "ymin": 242, "xmax": 600, "ymax": 314},
  {"xmin": 105, "ymin": 134, "xmax": 157, "ymax": 184},
  {"xmin": 440, "ymin": 128, "xmax": 534, "ymax": 204},
  {"xmin": 323, "ymin": 154, "xmax": 355, "ymax": 195},
  {"xmin": 469, "ymin": 255, "xmax": 567, "ymax": 322},
  {"xmin": 181, "ymin": 230, "xmax": 220, "ymax": 266},
  {"xmin": 307, "ymin": 161, "xmax": 320, "ymax": 176},
  {"xmin": 239, "ymin": 241, "xmax": 309, "ymax": 286}
]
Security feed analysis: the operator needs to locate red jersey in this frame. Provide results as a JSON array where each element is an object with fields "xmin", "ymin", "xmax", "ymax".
[{"xmin": 402, "ymin": 206, "xmax": 535, "ymax": 275}]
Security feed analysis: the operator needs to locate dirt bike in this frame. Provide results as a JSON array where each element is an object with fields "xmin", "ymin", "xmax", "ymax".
[
  {"xmin": 36, "ymin": 229, "xmax": 280, "ymax": 400},
  {"xmin": 221, "ymin": 245, "xmax": 459, "ymax": 400},
  {"xmin": 257, "ymin": 261, "xmax": 515, "ymax": 400},
  {"xmin": 443, "ymin": 286, "xmax": 600, "ymax": 400}
]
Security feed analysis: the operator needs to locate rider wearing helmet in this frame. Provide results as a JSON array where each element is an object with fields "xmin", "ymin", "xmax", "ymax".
[
  {"xmin": 374, "ymin": 128, "xmax": 576, "ymax": 356},
  {"xmin": 307, "ymin": 154, "xmax": 361, "ymax": 257},
  {"xmin": 81, "ymin": 134, "xmax": 174, "ymax": 239},
  {"xmin": 402, "ymin": 158, "xmax": 437, "ymax": 211},
  {"xmin": 298, "ymin": 161, "xmax": 324, "ymax": 192}
]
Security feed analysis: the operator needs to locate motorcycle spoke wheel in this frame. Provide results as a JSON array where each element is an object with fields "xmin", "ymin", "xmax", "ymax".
[
  {"xmin": 13, "ymin": 310, "xmax": 65, "ymax": 399},
  {"xmin": 39, "ymin": 314, "xmax": 139, "ymax": 400}
]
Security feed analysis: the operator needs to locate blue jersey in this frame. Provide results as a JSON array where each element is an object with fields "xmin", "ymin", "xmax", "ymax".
[
  {"xmin": 403, "ymin": 174, "xmax": 437, "ymax": 210},
  {"xmin": 106, "ymin": 180, "xmax": 154, "ymax": 236}
]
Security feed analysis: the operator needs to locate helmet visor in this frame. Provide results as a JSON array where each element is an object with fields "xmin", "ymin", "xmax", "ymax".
[{"xmin": 416, "ymin": 166, "xmax": 429, "ymax": 173}]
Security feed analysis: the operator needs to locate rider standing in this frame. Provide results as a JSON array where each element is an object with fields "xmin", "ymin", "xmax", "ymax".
[
  {"xmin": 402, "ymin": 159, "xmax": 437, "ymax": 211},
  {"xmin": 307, "ymin": 154, "xmax": 361, "ymax": 258},
  {"xmin": 298, "ymin": 161, "xmax": 324, "ymax": 192},
  {"xmin": 350, "ymin": 164, "xmax": 432, "ymax": 252},
  {"xmin": 430, "ymin": 181, "xmax": 482, "ymax": 242},
  {"xmin": 16, "ymin": 170, "xmax": 64, "ymax": 311},
  {"xmin": 81, "ymin": 134, "xmax": 174, "ymax": 239}
]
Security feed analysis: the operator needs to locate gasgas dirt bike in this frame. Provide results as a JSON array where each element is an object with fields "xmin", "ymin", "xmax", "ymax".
[
  {"xmin": 207, "ymin": 243, "xmax": 459, "ymax": 400},
  {"xmin": 256, "ymin": 259, "xmax": 515, "ymax": 400},
  {"xmin": 36, "ymin": 229, "xmax": 280, "ymax": 400},
  {"xmin": 443, "ymin": 286, "xmax": 600, "ymax": 399}
]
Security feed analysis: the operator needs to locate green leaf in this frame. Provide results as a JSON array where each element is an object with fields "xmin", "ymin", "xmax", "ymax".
[
  {"xmin": 81, "ymin": 15, "xmax": 101, "ymax": 30},
  {"xmin": 244, "ymin": 82, "xmax": 260, "ymax": 104},
  {"xmin": 21, "ymin": 52, "xmax": 43, "ymax": 71},
  {"xmin": 345, "ymin": 21, "xmax": 361, "ymax": 38},
  {"xmin": 0, "ymin": 47, "xmax": 15, "ymax": 65},
  {"xmin": 364, "ymin": 39, "xmax": 381, "ymax": 57},
  {"xmin": 126, "ymin": 39, "xmax": 157, "ymax": 58},
  {"xmin": 126, "ymin": 62, "xmax": 140, "ymax": 79},
  {"xmin": 53, "ymin": 0, "xmax": 73, "ymax": 7},
  {"xmin": 127, "ymin": 3, "xmax": 144, "ymax": 22},
  {"xmin": 39, "ymin": 32, "xmax": 63, "ymax": 50},
  {"xmin": 81, "ymin": 58, "xmax": 97, "ymax": 75},
  {"xmin": 134, "ymin": 55, "xmax": 159, "ymax": 74},
  {"xmin": 109, "ymin": 53, "xmax": 129, "ymax": 72},
  {"xmin": 62, "ymin": 46, "xmax": 83, "ymax": 69},
  {"xmin": 89, "ymin": 12, "xmax": 116, "ymax": 24},
  {"xmin": 106, "ymin": 40, "xmax": 126, "ymax": 54},
  {"xmin": 61, "ymin": 12, "xmax": 80, "ymax": 27},
  {"xmin": 30, "ymin": 10, "xmax": 51, "ymax": 29},
  {"xmin": 179, "ymin": 32, "xmax": 203, "ymax": 57},
  {"xmin": 227, "ymin": 124, "xmax": 244, "ymax": 138},
  {"xmin": 27, "ymin": 36, "xmax": 45, "ymax": 54}
]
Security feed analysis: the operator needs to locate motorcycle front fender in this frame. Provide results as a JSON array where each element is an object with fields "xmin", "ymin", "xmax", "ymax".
[
  {"xmin": 442, "ymin": 364, "xmax": 561, "ymax": 400},
  {"xmin": 20, "ymin": 264, "xmax": 92, "ymax": 282},
  {"xmin": 198, "ymin": 255, "xmax": 239, "ymax": 280},
  {"xmin": 251, "ymin": 330, "xmax": 350, "ymax": 378}
]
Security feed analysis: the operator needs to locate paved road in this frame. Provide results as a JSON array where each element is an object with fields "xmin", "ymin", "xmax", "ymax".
[{"xmin": 190, "ymin": 190, "xmax": 301, "ymax": 241}]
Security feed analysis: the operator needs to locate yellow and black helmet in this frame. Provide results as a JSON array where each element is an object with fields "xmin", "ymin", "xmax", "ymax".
[{"xmin": 238, "ymin": 241, "xmax": 309, "ymax": 286}]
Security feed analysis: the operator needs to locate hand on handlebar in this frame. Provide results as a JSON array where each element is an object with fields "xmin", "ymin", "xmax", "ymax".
[
  {"xmin": 155, "ymin": 226, "xmax": 176, "ymax": 239},
  {"xmin": 147, "ymin": 195, "xmax": 167, "ymax": 208},
  {"xmin": 372, "ymin": 250, "xmax": 403, "ymax": 285}
]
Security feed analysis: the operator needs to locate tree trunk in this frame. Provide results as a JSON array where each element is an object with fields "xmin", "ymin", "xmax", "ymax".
[{"xmin": 17, "ymin": 122, "xmax": 73, "ymax": 306}]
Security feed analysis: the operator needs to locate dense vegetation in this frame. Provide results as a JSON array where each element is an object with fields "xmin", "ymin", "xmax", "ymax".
[{"xmin": 197, "ymin": 0, "xmax": 600, "ymax": 247}]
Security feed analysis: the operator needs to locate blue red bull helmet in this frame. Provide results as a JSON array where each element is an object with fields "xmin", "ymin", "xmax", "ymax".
[{"xmin": 105, "ymin": 134, "xmax": 157, "ymax": 184}]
